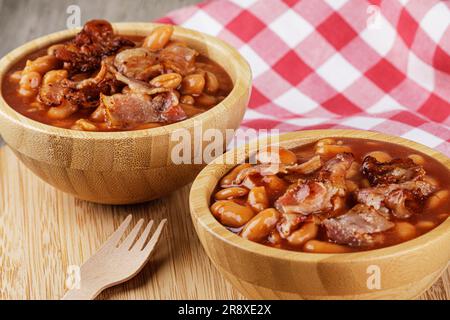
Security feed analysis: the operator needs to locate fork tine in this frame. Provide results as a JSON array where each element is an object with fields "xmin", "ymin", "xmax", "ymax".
[
  {"xmin": 132, "ymin": 220, "xmax": 154, "ymax": 251},
  {"xmin": 119, "ymin": 218, "xmax": 144, "ymax": 250},
  {"xmin": 104, "ymin": 215, "xmax": 133, "ymax": 247},
  {"xmin": 141, "ymin": 219, "xmax": 167, "ymax": 254}
]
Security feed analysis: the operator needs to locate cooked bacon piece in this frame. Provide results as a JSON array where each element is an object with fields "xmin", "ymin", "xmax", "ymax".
[
  {"xmin": 160, "ymin": 42, "xmax": 198, "ymax": 75},
  {"xmin": 41, "ymin": 80, "xmax": 101, "ymax": 108},
  {"xmin": 319, "ymin": 153, "xmax": 354, "ymax": 194},
  {"xmin": 277, "ymin": 213, "xmax": 309, "ymax": 238},
  {"xmin": 39, "ymin": 82, "xmax": 66, "ymax": 106},
  {"xmin": 63, "ymin": 83, "xmax": 120, "ymax": 108},
  {"xmin": 41, "ymin": 58, "xmax": 123, "ymax": 108},
  {"xmin": 39, "ymin": 70, "xmax": 68, "ymax": 106},
  {"xmin": 113, "ymin": 71, "xmax": 169, "ymax": 96},
  {"xmin": 157, "ymin": 93, "xmax": 187, "ymax": 122},
  {"xmin": 43, "ymin": 23, "xmax": 150, "ymax": 109},
  {"xmin": 275, "ymin": 180, "xmax": 338, "ymax": 216},
  {"xmin": 274, "ymin": 153, "xmax": 353, "ymax": 216},
  {"xmin": 323, "ymin": 204, "xmax": 395, "ymax": 247},
  {"xmin": 362, "ymin": 156, "xmax": 425, "ymax": 185},
  {"xmin": 114, "ymin": 48, "xmax": 160, "ymax": 81},
  {"xmin": 356, "ymin": 180, "xmax": 435, "ymax": 219},
  {"xmin": 285, "ymin": 155, "xmax": 323, "ymax": 175},
  {"xmin": 384, "ymin": 189, "xmax": 421, "ymax": 219},
  {"xmin": 99, "ymin": 91, "xmax": 186, "ymax": 129},
  {"xmin": 63, "ymin": 58, "xmax": 110, "ymax": 90},
  {"xmin": 54, "ymin": 20, "xmax": 135, "ymax": 73},
  {"xmin": 233, "ymin": 155, "xmax": 323, "ymax": 186}
]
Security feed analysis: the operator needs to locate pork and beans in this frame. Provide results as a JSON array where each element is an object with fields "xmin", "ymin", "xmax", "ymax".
[
  {"xmin": 2, "ymin": 20, "xmax": 233, "ymax": 131},
  {"xmin": 211, "ymin": 138, "xmax": 450, "ymax": 253}
]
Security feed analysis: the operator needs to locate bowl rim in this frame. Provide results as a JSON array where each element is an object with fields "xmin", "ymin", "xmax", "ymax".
[
  {"xmin": 0, "ymin": 22, "xmax": 252, "ymax": 140},
  {"xmin": 189, "ymin": 129, "xmax": 450, "ymax": 264}
]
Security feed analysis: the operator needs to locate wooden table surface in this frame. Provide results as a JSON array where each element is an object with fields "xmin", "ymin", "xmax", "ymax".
[{"xmin": 0, "ymin": 0, "xmax": 448, "ymax": 300}]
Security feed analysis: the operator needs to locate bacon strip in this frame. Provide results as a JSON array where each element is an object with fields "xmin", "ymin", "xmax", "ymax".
[
  {"xmin": 323, "ymin": 204, "xmax": 395, "ymax": 247},
  {"xmin": 100, "ymin": 91, "xmax": 186, "ymax": 130},
  {"xmin": 233, "ymin": 155, "xmax": 323, "ymax": 186},
  {"xmin": 362, "ymin": 156, "xmax": 425, "ymax": 185},
  {"xmin": 356, "ymin": 180, "xmax": 435, "ymax": 219},
  {"xmin": 54, "ymin": 20, "xmax": 135, "ymax": 73}
]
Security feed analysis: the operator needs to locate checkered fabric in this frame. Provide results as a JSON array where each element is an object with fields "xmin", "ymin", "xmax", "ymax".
[{"xmin": 158, "ymin": 0, "xmax": 450, "ymax": 155}]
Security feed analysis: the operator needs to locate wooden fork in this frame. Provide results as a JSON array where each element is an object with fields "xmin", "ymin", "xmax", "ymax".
[{"xmin": 62, "ymin": 215, "xmax": 167, "ymax": 300}]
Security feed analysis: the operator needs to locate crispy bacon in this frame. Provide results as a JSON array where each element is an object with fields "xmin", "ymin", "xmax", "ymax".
[
  {"xmin": 40, "ymin": 58, "xmax": 123, "ymax": 108},
  {"xmin": 113, "ymin": 70, "xmax": 169, "ymax": 96},
  {"xmin": 281, "ymin": 155, "xmax": 323, "ymax": 175},
  {"xmin": 54, "ymin": 20, "xmax": 135, "ymax": 73},
  {"xmin": 80, "ymin": 56, "xmax": 188, "ymax": 128},
  {"xmin": 323, "ymin": 204, "xmax": 395, "ymax": 247},
  {"xmin": 233, "ymin": 155, "xmax": 323, "ymax": 186},
  {"xmin": 63, "ymin": 58, "xmax": 110, "ymax": 90},
  {"xmin": 362, "ymin": 156, "xmax": 425, "ymax": 185},
  {"xmin": 319, "ymin": 153, "xmax": 354, "ymax": 194},
  {"xmin": 160, "ymin": 42, "xmax": 198, "ymax": 75},
  {"xmin": 384, "ymin": 189, "xmax": 420, "ymax": 219},
  {"xmin": 274, "ymin": 153, "xmax": 353, "ymax": 217},
  {"xmin": 39, "ymin": 83, "xmax": 65, "ymax": 106},
  {"xmin": 39, "ymin": 73, "xmax": 67, "ymax": 106},
  {"xmin": 356, "ymin": 180, "xmax": 435, "ymax": 219},
  {"xmin": 114, "ymin": 48, "xmax": 160, "ymax": 81},
  {"xmin": 275, "ymin": 180, "xmax": 338, "ymax": 216},
  {"xmin": 99, "ymin": 91, "xmax": 186, "ymax": 129}
]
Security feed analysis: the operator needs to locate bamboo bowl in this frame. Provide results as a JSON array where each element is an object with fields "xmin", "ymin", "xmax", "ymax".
[
  {"xmin": 189, "ymin": 129, "xmax": 450, "ymax": 300},
  {"xmin": 0, "ymin": 23, "xmax": 251, "ymax": 204}
]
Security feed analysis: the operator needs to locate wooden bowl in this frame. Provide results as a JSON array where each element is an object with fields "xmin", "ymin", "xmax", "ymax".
[
  {"xmin": 0, "ymin": 23, "xmax": 251, "ymax": 204},
  {"xmin": 190, "ymin": 129, "xmax": 450, "ymax": 300}
]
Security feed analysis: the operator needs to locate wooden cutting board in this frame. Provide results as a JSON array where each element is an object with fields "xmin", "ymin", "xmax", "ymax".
[{"xmin": 0, "ymin": 145, "xmax": 448, "ymax": 300}]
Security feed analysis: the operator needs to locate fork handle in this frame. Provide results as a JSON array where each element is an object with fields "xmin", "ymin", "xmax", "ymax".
[{"xmin": 62, "ymin": 285, "xmax": 101, "ymax": 300}]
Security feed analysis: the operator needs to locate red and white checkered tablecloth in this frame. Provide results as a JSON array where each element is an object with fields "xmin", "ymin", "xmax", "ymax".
[{"xmin": 158, "ymin": 0, "xmax": 450, "ymax": 155}]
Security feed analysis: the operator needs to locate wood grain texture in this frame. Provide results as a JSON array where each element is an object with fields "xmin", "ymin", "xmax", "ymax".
[
  {"xmin": 190, "ymin": 130, "xmax": 450, "ymax": 300},
  {"xmin": 0, "ymin": 0, "xmax": 448, "ymax": 301},
  {"xmin": 0, "ymin": 138, "xmax": 447, "ymax": 300},
  {"xmin": 61, "ymin": 216, "xmax": 168, "ymax": 300},
  {"xmin": 0, "ymin": 23, "xmax": 252, "ymax": 204},
  {"xmin": 0, "ymin": 146, "xmax": 244, "ymax": 300}
]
